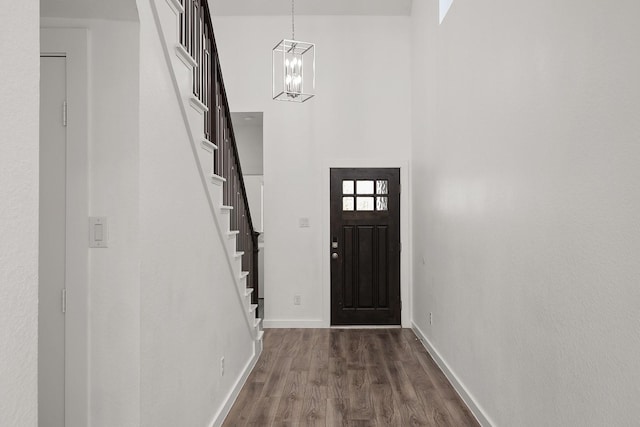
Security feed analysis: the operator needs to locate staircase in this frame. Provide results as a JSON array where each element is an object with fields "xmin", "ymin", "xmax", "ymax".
[{"xmin": 152, "ymin": 0, "xmax": 263, "ymax": 345}]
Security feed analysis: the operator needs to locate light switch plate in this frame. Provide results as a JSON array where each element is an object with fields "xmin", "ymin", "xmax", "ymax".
[{"xmin": 89, "ymin": 217, "xmax": 108, "ymax": 248}]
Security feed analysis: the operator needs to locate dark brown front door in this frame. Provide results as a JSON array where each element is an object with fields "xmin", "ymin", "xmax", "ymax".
[{"xmin": 330, "ymin": 168, "xmax": 401, "ymax": 325}]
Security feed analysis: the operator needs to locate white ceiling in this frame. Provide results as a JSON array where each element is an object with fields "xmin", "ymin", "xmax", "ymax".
[
  {"xmin": 210, "ymin": 0, "xmax": 412, "ymax": 16},
  {"xmin": 41, "ymin": 0, "xmax": 138, "ymax": 21},
  {"xmin": 41, "ymin": 0, "xmax": 411, "ymax": 20}
]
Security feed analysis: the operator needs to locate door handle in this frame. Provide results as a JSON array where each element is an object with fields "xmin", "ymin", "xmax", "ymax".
[{"xmin": 331, "ymin": 252, "xmax": 338, "ymax": 260}]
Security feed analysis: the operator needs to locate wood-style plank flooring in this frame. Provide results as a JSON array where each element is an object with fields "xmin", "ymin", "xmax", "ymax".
[{"xmin": 223, "ymin": 328, "xmax": 479, "ymax": 426}]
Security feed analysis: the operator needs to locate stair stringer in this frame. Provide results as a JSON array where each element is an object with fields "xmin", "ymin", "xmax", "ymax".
[{"xmin": 148, "ymin": 0, "xmax": 262, "ymax": 343}]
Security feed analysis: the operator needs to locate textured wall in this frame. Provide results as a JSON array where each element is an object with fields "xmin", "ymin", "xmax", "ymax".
[
  {"xmin": 411, "ymin": 0, "xmax": 640, "ymax": 425},
  {"xmin": 139, "ymin": 1, "xmax": 255, "ymax": 425},
  {"xmin": 0, "ymin": 1, "xmax": 39, "ymax": 426}
]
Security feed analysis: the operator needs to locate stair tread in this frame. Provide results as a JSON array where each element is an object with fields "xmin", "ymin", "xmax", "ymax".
[
  {"xmin": 166, "ymin": 0, "xmax": 185, "ymax": 14},
  {"xmin": 249, "ymin": 304, "xmax": 258, "ymax": 312},
  {"xmin": 189, "ymin": 96, "xmax": 208, "ymax": 113},
  {"xmin": 201, "ymin": 139, "xmax": 217, "ymax": 152},
  {"xmin": 256, "ymin": 330, "xmax": 264, "ymax": 341},
  {"xmin": 175, "ymin": 44, "xmax": 196, "ymax": 68}
]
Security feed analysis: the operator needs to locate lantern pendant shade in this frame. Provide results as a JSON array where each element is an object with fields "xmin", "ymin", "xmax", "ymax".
[{"xmin": 272, "ymin": 39, "xmax": 315, "ymax": 103}]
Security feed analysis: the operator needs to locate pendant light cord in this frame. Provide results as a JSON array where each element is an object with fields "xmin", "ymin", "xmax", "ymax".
[{"xmin": 291, "ymin": 0, "xmax": 295, "ymax": 40}]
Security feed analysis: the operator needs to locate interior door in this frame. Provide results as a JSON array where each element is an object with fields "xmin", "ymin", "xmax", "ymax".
[
  {"xmin": 40, "ymin": 55, "xmax": 67, "ymax": 427},
  {"xmin": 330, "ymin": 168, "xmax": 401, "ymax": 325}
]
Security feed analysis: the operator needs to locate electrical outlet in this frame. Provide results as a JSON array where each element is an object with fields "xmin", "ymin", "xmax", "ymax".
[
  {"xmin": 294, "ymin": 295, "xmax": 301, "ymax": 305},
  {"xmin": 429, "ymin": 312, "xmax": 433, "ymax": 325},
  {"xmin": 220, "ymin": 357, "xmax": 225, "ymax": 376}
]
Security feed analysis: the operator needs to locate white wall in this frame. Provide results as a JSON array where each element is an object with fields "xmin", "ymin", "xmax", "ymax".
[
  {"xmin": 213, "ymin": 15, "xmax": 412, "ymax": 326},
  {"xmin": 41, "ymin": 17, "xmax": 142, "ymax": 427},
  {"xmin": 232, "ymin": 120, "xmax": 263, "ymax": 175},
  {"xmin": 86, "ymin": 20, "xmax": 141, "ymax": 427},
  {"xmin": 243, "ymin": 176, "xmax": 263, "ymax": 232},
  {"xmin": 0, "ymin": 1, "xmax": 39, "ymax": 426},
  {"xmin": 138, "ymin": 1, "xmax": 255, "ymax": 425},
  {"xmin": 411, "ymin": 0, "xmax": 640, "ymax": 425}
]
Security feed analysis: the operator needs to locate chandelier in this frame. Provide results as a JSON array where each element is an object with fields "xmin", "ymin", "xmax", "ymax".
[{"xmin": 272, "ymin": 0, "xmax": 316, "ymax": 103}]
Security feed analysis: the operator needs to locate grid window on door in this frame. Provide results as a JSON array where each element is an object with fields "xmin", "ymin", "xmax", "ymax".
[{"xmin": 342, "ymin": 179, "xmax": 388, "ymax": 212}]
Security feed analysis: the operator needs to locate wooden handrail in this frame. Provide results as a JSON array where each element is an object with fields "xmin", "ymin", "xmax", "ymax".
[{"xmin": 179, "ymin": 0, "xmax": 259, "ymax": 306}]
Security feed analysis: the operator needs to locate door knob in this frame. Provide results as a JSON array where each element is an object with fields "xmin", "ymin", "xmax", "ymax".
[{"xmin": 331, "ymin": 252, "xmax": 338, "ymax": 259}]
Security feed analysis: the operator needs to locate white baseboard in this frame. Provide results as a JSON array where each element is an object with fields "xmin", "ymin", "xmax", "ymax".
[
  {"xmin": 209, "ymin": 343, "xmax": 262, "ymax": 427},
  {"xmin": 411, "ymin": 322, "xmax": 494, "ymax": 427},
  {"xmin": 263, "ymin": 319, "xmax": 326, "ymax": 329}
]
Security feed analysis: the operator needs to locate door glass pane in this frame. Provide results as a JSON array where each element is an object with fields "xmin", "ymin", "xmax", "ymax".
[
  {"xmin": 356, "ymin": 180, "xmax": 374, "ymax": 194},
  {"xmin": 376, "ymin": 196, "xmax": 388, "ymax": 211},
  {"xmin": 343, "ymin": 197, "xmax": 354, "ymax": 211},
  {"xmin": 356, "ymin": 197, "xmax": 374, "ymax": 211},
  {"xmin": 342, "ymin": 180, "xmax": 354, "ymax": 195},
  {"xmin": 376, "ymin": 180, "xmax": 388, "ymax": 194}
]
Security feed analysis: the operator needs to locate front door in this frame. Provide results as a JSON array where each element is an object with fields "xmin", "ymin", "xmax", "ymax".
[{"xmin": 330, "ymin": 168, "xmax": 401, "ymax": 325}]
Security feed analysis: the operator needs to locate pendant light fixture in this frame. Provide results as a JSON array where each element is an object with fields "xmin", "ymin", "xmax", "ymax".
[{"xmin": 272, "ymin": 0, "xmax": 316, "ymax": 102}]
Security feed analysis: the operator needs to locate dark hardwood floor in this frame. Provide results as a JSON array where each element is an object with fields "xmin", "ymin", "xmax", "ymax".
[{"xmin": 223, "ymin": 328, "xmax": 479, "ymax": 426}]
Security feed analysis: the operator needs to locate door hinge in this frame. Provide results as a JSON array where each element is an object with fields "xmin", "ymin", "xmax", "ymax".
[
  {"xmin": 400, "ymin": 242, "xmax": 402, "ymax": 252},
  {"xmin": 62, "ymin": 101, "xmax": 68, "ymax": 127},
  {"xmin": 62, "ymin": 289, "xmax": 67, "ymax": 313}
]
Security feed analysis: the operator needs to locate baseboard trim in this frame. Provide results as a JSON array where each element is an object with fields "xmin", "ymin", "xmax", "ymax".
[
  {"xmin": 209, "ymin": 344, "xmax": 261, "ymax": 427},
  {"xmin": 263, "ymin": 319, "xmax": 326, "ymax": 329},
  {"xmin": 411, "ymin": 322, "xmax": 494, "ymax": 427}
]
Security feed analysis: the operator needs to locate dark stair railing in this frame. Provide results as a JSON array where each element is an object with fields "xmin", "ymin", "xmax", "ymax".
[{"xmin": 179, "ymin": 0, "xmax": 260, "ymax": 308}]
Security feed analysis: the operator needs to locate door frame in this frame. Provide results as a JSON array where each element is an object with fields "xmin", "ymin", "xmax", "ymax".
[
  {"xmin": 322, "ymin": 159, "xmax": 411, "ymax": 328},
  {"xmin": 41, "ymin": 28, "xmax": 89, "ymax": 427}
]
